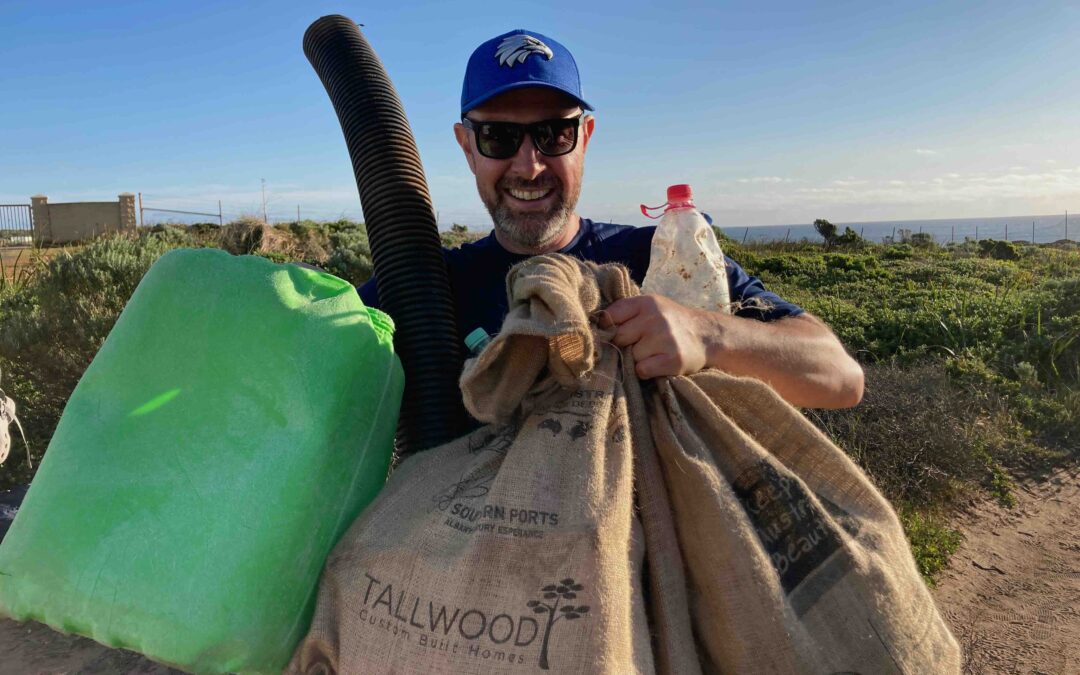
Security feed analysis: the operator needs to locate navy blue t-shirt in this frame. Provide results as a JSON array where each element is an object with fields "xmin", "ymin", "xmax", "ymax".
[{"xmin": 358, "ymin": 218, "xmax": 803, "ymax": 340}]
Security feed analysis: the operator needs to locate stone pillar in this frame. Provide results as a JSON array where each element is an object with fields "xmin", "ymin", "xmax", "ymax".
[
  {"xmin": 118, "ymin": 193, "xmax": 137, "ymax": 231},
  {"xmin": 30, "ymin": 195, "xmax": 51, "ymax": 243}
]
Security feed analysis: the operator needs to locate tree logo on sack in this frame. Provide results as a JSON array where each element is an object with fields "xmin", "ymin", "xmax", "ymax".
[{"xmin": 526, "ymin": 578, "xmax": 590, "ymax": 670}]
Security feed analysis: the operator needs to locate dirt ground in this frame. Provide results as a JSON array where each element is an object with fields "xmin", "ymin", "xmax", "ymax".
[
  {"xmin": 932, "ymin": 465, "xmax": 1080, "ymax": 674},
  {"xmin": 0, "ymin": 467, "xmax": 1076, "ymax": 674},
  {"xmin": 0, "ymin": 620, "xmax": 180, "ymax": 674}
]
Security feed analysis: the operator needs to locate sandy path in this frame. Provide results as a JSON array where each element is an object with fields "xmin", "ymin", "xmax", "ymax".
[
  {"xmin": 0, "ymin": 618, "xmax": 180, "ymax": 674},
  {"xmin": 932, "ymin": 465, "xmax": 1080, "ymax": 674}
]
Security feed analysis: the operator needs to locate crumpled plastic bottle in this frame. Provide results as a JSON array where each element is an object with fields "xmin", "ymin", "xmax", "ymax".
[{"xmin": 640, "ymin": 184, "xmax": 732, "ymax": 313}]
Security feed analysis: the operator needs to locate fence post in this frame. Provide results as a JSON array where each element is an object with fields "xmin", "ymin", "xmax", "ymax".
[
  {"xmin": 119, "ymin": 193, "xmax": 137, "ymax": 232},
  {"xmin": 218, "ymin": 200, "xmax": 223, "ymax": 227},
  {"xmin": 139, "ymin": 192, "xmax": 144, "ymax": 227},
  {"xmin": 30, "ymin": 195, "xmax": 51, "ymax": 243}
]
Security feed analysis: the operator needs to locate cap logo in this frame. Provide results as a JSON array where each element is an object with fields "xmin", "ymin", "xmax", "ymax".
[{"xmin": 494, "ymin": 35, "xmax": 554, "ymax": 67}]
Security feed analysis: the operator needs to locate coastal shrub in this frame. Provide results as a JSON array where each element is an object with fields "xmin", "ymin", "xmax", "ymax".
[
  {"xmin": 979, "ymin": 239, "xmax": 1020, "ymax": 260},
  {"xmin": 813, "ymin": 218, "xmax": 837, "ymax": 246},
  {"xmin": 909, "ymin": 232, "xmax": 936, "ymax": 248},
  {"xmin": 882, "ymin": 244, "xmax": 914, "ymax": 260},
  {"xmin": 898, "ymin": 507, "xmax": 963, "ymax": 584},
  {"xmin": 441, "ymin": 224, "xmax": 484, "ymax": 249},
  {"xmin": 824, "ymin": 253, "xmax": 879, "ymax": 273},
  {"xmin": 810, "ymin": 362, "xmax": 1034, "ymax": 509},
  {"xmin": 752, "ymin": 254, "xmax": 825, "ymax": 278},
  {"xmin": 219, "ymin": 217, "xmax": 305, "ymax": 260},
  {"xmin": 325, "ymin": 222, "xmax": 373, "ymax": 285},
  {"xmin": 146, "ymin": 224, "xmax": 200, "ymax": 248},
  {"xmin": 834, "ymin": 226, "xmax": 865, "ymax": 248}
]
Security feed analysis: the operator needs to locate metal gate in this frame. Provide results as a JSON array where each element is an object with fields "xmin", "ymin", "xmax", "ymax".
[{"xmin": 0, "ymin": 205, "xmax": 33, "ymax": 245}]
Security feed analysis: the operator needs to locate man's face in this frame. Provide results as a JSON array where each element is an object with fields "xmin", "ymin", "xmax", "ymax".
[{"xmin": 454, "ymin": 88, "xmax": 595, "ymax": 253}]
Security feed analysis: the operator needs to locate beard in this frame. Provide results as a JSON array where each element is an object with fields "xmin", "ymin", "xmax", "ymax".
[{"xmin": 480, "ymin": 174, "xmax": 581, "ymax": 251}]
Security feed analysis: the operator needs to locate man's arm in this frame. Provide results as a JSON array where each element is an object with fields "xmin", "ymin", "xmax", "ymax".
[{"xmin": 603, "ymin": 295, "xmax": 864, "ymax": 409}]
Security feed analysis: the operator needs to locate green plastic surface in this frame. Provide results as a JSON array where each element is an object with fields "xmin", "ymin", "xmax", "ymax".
[{"xmin": 0, "ymin": 249, "xmax": 403, "ymax": 673}]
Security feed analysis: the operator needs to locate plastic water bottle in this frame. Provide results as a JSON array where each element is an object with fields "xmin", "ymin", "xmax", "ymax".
[
  {"xmin": 640, "ymin": 184, "xmax": 732, "ymax": 313},
  {"xmin": 465, "ymin": 327, "xmax": 492, "ymax": 356}
]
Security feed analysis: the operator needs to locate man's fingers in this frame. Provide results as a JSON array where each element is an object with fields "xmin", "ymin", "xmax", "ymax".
[
  {"xmin": 612, "ymin": 315, "xmax": 649, "ymax": 347},
  {"xmin": 603, "ymin": 297, "xmax": 646, "ymax": 325},
  {"xmin": 635, "ymin": 353, "xmax": 678, "ymax": 380}
]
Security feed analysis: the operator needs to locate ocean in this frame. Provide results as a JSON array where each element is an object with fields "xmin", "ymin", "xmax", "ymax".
[{"xmin": 717, "ymin": 213, "xmax": 1073, "ymax": 245}]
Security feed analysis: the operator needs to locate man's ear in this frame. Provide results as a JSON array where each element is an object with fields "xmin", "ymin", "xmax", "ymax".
[
  {"xmin": 580, "ymin": 115, "xmax": 596, "ymax": 152},
  {"xmin": 453, "ymin": 122, "xmax": 477, "ymax": 175}
]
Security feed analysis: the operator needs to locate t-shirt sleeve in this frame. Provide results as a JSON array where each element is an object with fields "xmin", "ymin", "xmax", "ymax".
[
  {"xmin": 357, "ymin": 277, "xmax": 380, "ymax": 309},
  {"xmin": 726, "ymin": 256, "xmax": 804, "ymax": 322}
]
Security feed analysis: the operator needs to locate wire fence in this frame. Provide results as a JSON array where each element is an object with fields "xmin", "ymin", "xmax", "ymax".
[
  {"xmin": 135, "ymin": 194, "xmax": 369, "ymax": 227},
  {"xmin": 720, "ymin": 213, "xmax": 1074, "ymax": 246}
]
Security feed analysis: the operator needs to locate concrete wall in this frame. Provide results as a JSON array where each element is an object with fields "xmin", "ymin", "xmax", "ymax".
[{"xmin": 31, "ymin": 194, "xmax": 137, "ymax": 244}]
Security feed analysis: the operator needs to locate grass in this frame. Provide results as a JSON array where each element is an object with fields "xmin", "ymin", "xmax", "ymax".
[
  {"xmin": 725, "ymin": 233, "xmax": 1078, "ymax": 579},
  {"xmin": 898, "ymin": 506, "xmax": 964, "ymax": 584},
  {"xmin": 1, "ymin": 222, "xmax": 1077, "ymax": 582},
  {"xmin": 0, "ymin": 247, "xmax": 45, "ymax": 293}
]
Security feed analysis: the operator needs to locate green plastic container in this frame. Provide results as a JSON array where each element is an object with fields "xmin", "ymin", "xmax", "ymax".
[{"xmin": 0, "ymin": 249, "xmax": 403, "ymax": 673}]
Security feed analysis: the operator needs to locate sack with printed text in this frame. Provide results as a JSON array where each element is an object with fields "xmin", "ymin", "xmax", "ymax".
[
  {"xmin": 288, "ymin": 254, "xmax": 699, "ymax": 675},
  {"xmin": 647, "ymin": 355, "xmax": 962, "ymax": 672}
]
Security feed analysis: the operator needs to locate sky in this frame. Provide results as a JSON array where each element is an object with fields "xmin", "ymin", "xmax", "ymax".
[{"xmin": 2, "ymin": 0, "xmax": 1078, "ymax": 228}]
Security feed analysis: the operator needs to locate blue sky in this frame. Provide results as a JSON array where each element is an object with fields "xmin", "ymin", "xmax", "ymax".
[{"xmin": 2, "ymin": 1, "xmax": 1077, "ymax": 227}]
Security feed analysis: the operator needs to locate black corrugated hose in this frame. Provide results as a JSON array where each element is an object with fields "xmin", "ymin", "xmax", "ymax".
[{"xmin": 303, "ymin": 15, "xmax": 469, "ymax": 453}]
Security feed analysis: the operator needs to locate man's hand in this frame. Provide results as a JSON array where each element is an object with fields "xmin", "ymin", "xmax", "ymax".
[
  {"xmin": 604, "ymin": 295, "xmax": 711, "ymax": 379},
  {"xmin": 602, "ymin": 294, "xmax": 864, "ymax": 409}
]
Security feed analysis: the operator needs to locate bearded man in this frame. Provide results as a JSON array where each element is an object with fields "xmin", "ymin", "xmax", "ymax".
[{"xmin": 360, "ymin": 29, "xmax": 863, "ymax": 410}]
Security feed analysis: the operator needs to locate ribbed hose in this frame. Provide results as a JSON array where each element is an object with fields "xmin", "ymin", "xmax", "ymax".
[{"xmin": 303, "ymin": 15, "xmax": 469, "ymax": 453}]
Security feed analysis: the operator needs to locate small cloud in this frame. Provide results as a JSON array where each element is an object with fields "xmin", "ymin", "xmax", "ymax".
[
  {"xmin": 736, "ymin": 176, "xmax": 788, "ymax": 184},
  {"xmin": 915, "ymin": 148, "xmax": 938, "ymax": 156}
]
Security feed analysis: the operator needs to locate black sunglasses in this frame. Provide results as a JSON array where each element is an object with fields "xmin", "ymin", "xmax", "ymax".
[{"xmin": 461, "ymin": 113, "xmax": 584, "ymax": 160}]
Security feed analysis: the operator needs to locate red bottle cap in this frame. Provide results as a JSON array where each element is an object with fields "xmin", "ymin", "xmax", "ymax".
[
  {"xmin": 640, "ymin": 184, "xmax": 696, "ymax": 218},
  {"xmin": 666, "ymin": 184, "xmax": 694, "ymax": 208}
]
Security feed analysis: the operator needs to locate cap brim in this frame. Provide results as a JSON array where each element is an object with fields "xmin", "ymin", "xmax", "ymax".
[{"xmin": 461, "ymin": 81, "xmax": 593, "ymax": 116}]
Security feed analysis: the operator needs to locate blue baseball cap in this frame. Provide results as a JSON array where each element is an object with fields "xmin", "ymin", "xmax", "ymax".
[{"xmin": 461, "ymin": 29, "xmax": 593, "ymax": 116}]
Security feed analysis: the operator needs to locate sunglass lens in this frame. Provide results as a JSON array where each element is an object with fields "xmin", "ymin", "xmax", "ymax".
[
  {"xmin": 477, "ymin": 123, "xmax": 522, "ymax": 159},
  {"xmin": 535, "ymin": 120, "xmax": 578, "ymax": 156}
]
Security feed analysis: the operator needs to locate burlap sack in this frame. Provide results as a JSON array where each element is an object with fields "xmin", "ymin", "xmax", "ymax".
[
  {"xmin": 648, "ymin": 370, "xmax": 962, "ymax": 673},
  {"xmin": 289, "ymin": 255, "xmax": 699, "ymax": 675}
]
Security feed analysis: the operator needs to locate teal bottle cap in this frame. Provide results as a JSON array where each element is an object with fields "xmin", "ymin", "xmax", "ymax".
[{"xmin": 465, "ymin": 327, "xmax": 491, "ymax": 353}]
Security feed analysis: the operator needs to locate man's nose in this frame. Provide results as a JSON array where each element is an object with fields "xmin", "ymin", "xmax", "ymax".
[{"xmin": 507, "ymin": 133, "xmax": 545, "ymax": 177}]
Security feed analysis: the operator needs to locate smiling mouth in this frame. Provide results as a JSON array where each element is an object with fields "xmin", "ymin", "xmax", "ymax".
[{"xmin": 506, "ymin": 187, "xmax": 553, "ymax": 202}]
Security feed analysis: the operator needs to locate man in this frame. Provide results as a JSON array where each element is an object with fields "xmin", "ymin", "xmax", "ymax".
[{"xmin": 361, "ymin": 29, "xmax": 863, "ymax": 409}]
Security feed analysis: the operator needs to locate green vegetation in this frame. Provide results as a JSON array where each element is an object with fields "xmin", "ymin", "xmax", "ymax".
[
  {"xmin": 898, "ymin": 507, "xmax": 964, "ymax": 583},
  {"xmin": 2, "ymin": 219, "xmax": 1077, "ymax": 582},
  {"xmin": 722, "ymin": 231, "xmax": 1078, "ymax": 579}
]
